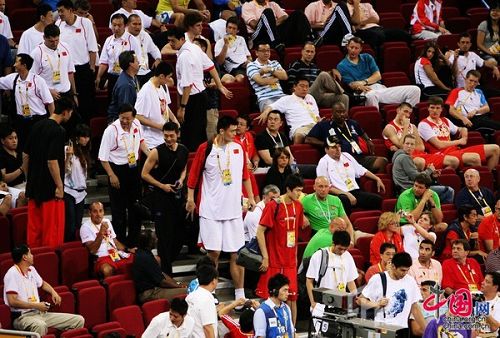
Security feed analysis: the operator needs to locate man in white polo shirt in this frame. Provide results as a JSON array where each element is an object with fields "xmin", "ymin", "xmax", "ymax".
[
  {"xmin": 95, "ymin": 13, "xmax": 142, "ymax": 102},
  {"xmin": 257, "ymin": 74, "xmax": 320, "ymax": 144},
  {"xmin": 30, "ymin": 24, "xmax": 77, "ymax": 103},
  {"xmin": 0, "ymin": 0, "xmax": 15, "ymax": 50},
  {"xmin": 18, "ymin": 4, "xmax": 54, "ymax": 55},
  {"xmin": 56, "ymin": 0, "xmax": 98, "ymax": 122},
  {"xmin": 0, "ymin": 54, "xmax": 54, "ymax": 148},
  {"xmin": 109, "ymin": 0, "xmax": 161, "ymax": 30},
  {"xmin": 135, "ymin": 61, "xmax": 179, "ymax": 149}
]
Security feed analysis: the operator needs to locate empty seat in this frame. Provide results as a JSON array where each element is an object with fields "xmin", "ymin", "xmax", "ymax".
[
  {"xmin": 9, "ymin": 8, "xmax": 36, "ymax": 30},
  {"xmin": 351, "ymin": 109, "xmax": 383, "ymax": 139},
  {"xmin": 445, "ymin": 17, "xmax": 471, "ymax": 33},
  {"xmin": 111, "ymin": 305, "xmax": 145, "ymax": 338},
  {"xmin": 34, "ymin": 251, "xmax": 59, "ymax": 287},
  {"xmin": 47, "ymin": 290, "xmax": 75, "ymax": 314},
  {"xmin": 383, "ymin": 46, "xmax": 411, "ymax": 73},
  {"xmin": 437, "ymin": 174, "xmax": 462, "ymax": 194},
  {"xmin": 60, "ymin": 247, "xmax": 90, "ymax": 286},
  {"xmin": 60, "ymin": 328, "xmax": 90, "ymax": 338},
  {"xmin": 0, "ymin": 216, "xmax": 10, "ymax": 254},
  {"xmin": 293, "ymin": 148, "xmax": 322, "ymax": 164},
  {"xmin": 11, "ymin": 212, "xmax": 27, "ymax": 247},
  {"xmin": 0, "ymin": 303, "xmax": 11, "ymax": 329},
  {"xmin": 375, "ymin": 0, "xmax": 401, "ymax": 12},
  {"xmin": 107, "ymin": 280, "xmax": 137, "ymax": 314},
  {"xmin": 219, "ymin": 109, "xmax": 238, "ymax": 119},
  {"xmin": 220, "ymin": 83, "xmax": 251, "ymax": 117},
  {"xmin": 355, "ymin": 235, "xmax": 374, "ymax": 264},
  {"xmin": 142, "ymin": 299, "xmax": 170, "ymax": 326},
  {"xmin": 437, "ymin": 34, "xmax": 460, "ymax": 51},
  {"xmin": 349, "ymin": 210, "xmax": 381, "ymax": 223},
  {"xmin": 76, "ymin": 285, "xmax": 107, "ymax": 329},
  {"xmin": 316, "ymin": 49, "xmax": 344, "ymax": 71},
  {"xmin": 353, "ymin": 216, "xmax": 379, "ymax": 234},
  {"xmin": 382, "ymin": 198, "xmax": 398, "ymax": 212},
  {"xmin": 379, "ymin": 15, "xmax": 407, "ymax": 29},
  {"xmin": 97, "ymin": 328, "xmax": 127, "ymax": 338}
]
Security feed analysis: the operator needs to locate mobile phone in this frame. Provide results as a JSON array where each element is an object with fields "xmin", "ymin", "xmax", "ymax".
[
  {"xmin": 458, "ymin": 50, "xmax": 465, "ymax": 56},
  {"xmin": 173, "ymin": 180, "xmax": 181, "ymax": 189}
]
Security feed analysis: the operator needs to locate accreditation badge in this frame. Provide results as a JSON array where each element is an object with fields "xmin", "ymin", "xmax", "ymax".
[
  {"xmin": 345, "ymin": 178, "xmax": 354, "ymax": 190},
  {"xmin": 108, "ymin": 248, "xmax": 121, "ymax": 262},
  {"xmin": 222, "ymin": 169, "xmax": 232, "ymax": 186},
  {"xmin": 52, "ymin": 70, "xmax": 61, "ymax": 84},
  {"xmin": 350, "ymin": 140, "xmax": 362, "ymax": 154},
  {"xmin": 337, "ymin": 282, "xmax": 346, "ymax": 292},
  {"xmin": 112, "ymin": 62, "xmax": 121, "ymax": 74},
  {"xmin": 270, "ymin": 83, "xmax": 278, "ymax": 90},
  {"xmin": 28, "ymin": 295, "xmax": 37, "ymax": 303},
  {"xmin": 22, "ymin": 104, "xmax": 31, "ymax": 118},
  {"xmin": 286, "ymin": 230, "xmax": 296, "ymax": 248},
  {"xmin": 469, "ymin": 284, "xmax": 478, "ymax": 292},
  {"xmin": 482, "ymin": 206, "xmax": 492, "ymax": 217},
  {"xmin": 127, "ymin": 152, "xmax": 137, "ymax": 168}
]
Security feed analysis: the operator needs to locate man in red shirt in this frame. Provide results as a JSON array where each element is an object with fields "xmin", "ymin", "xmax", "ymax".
[
  {"xmin": 256, "ymin": 173, "xmax": 304, "ymax": 324},
  {"xmin": 442, "ymin": 239, "xmax": 483, "ymax": 296},
  {"xmin": 478, "ymin": 197, "xmax": 500, "ymax": 254}
]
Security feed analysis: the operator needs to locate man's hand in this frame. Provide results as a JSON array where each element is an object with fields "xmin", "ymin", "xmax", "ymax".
[
  {"xmin": 422, "ymin": 189, "xmax": 433, "ymax": 202},
  {"xmin": 52, "ymin": 292, "xmax": 62, "ymax": 306},
  {"xmin": 219, "ymin": 85, "xmax": 233, "ymax": 99},
  {"xmin": 161, "ymin": 184, "xmax": 174, "ymax": 193},
  {"xmin": 177, "ymin": 107, "xmax": 185, "ymax": 123},
  {"xmin": 402, "ymin": 117, "xmax": 411, "ymax": 128},
  {"xmin": 457, "ymin": 136, "xmax": 468, "ymax": 145},
  {"xmin": 259, "ymin": 257, "xmax": 269, "ymax": 272},
  {"xmin": 492, "ymin": 67, "xmax": 500, "ymax": 80},
  {"xmin": 377, "ymin": 297, "xmax": 389, "ymax": 308},
  {"xmin": 186, "ymin": 199, "xmax": 196, "ymax": 217},
  {"xmin": 259, "ymin": 66, "xmax": 272, "ymax": 75},
  {"xmin": 376, "ymin": 178, "xmax": 386, "ymax": 193},
  {"xmin": 310, "ymin": 301, "xmax": 317, "ymax": 311},
  {"xmin": 345, "ymin": 192, "xmax": 357, "ymax": 206},
  {"xmin": 247, "ymin": 196, "xmax": 256, "ymax": 212},
  {"xmin": 438, "ymin": 26, "xmax": 450, "ymax": 34},
  {"xmin": 35, "ymin": 302, "xmax": 51, "ymax": 312},
  {"xmin": 256, "ymin": 111, "xmax": 268, "ymax": 125},
  {"xmin": 73, "ymin": 95, "xmax": 79, "ymax": 107},
  {"xmin": 95, "ymin": 77, "xmax": 101, "ymax": 90},
  {"xmin": 466, "ymin": 110, "xmax": 477, "ymax": 119},
  {"xmin": 49, "ymin": 89, "xmax": 61, "ymax": 100},
  {"xmin": 55, "ymin": 186, "xmax": 64, "ymax": 199},
  {"xmin": 109, "ymin": 174, "xmax": 120, "ymax": 189},
  {"xmin": 99, "ymin": 221, "xmax": 109, "ymax": 236}
]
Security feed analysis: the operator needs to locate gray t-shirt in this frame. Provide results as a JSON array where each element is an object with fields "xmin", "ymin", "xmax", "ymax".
[{"xmin": 478, "ymin": 20, "xmax": 499, "ymax": 50}]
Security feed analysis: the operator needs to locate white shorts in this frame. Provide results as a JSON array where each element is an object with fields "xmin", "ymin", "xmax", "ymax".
[{"xmin": 199, "ymin": 217, "xmax": 245, "ymax": 252}]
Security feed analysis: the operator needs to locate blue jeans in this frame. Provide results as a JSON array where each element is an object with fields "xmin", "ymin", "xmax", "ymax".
[{"xmin": 430, "ymin": 185, "xmax": 454, "ymax": 204}]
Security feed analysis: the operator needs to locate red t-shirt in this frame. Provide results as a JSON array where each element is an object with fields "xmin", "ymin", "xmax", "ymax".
[
  {"xmin": 259, "ymin": 199, "xmax": 304, "ymax": 269},
  {"xmin": 220, "ymin": 315, "xmax": 254, "ymax": 338},
  {"xmin": 440, "ymin": 228, "xmax": 470, "ymax": 260},
  {"xmin": 478, "ymin": 215, "xmax": 500, "ymax": 252},
  {"xmin": 441, "ymin": 258, "xmax": 483, "ymax": 291},
  {"xmin": 369, "ymin": 231, "xmax": 404, "ymax": 265}
]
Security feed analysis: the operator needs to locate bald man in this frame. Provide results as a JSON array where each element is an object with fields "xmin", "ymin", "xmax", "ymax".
[{"xmin": 455, "ymin": 168, "xmax": 495, "ymax": 221}]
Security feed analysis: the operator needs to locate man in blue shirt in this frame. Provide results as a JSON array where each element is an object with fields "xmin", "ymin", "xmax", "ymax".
[{"xmin": 337, "ymin": 36, "xmax": 420, "ymax": 110}]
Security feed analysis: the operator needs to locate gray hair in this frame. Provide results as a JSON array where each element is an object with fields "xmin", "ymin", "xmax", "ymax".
[{"xmin": 262, "ymin": 184, "xmax": 280, "ymax": 196}]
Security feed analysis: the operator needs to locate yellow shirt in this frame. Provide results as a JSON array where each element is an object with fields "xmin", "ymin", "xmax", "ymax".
[{"xmin": 156, "ymin": 0, "xmax": 191, "ymax": 13}]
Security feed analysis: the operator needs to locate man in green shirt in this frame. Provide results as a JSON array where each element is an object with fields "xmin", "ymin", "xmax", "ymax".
[
  {"xmin": 303, "ymin": 218, "xmax": 347, "ymax": 259},
  {"xmin": 395, "ymin": 173, "xmax": 444, "ymax": 226}
]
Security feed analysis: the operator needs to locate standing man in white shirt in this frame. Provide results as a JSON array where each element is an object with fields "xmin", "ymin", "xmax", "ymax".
[
  {"xmin": 0, "ymin": 0, "xmax": 16, "ymax": 50},
  {"xmin": 166, "ymin": 27, "xmax": 231, "ymax": 151},
  {"xmin": 109, "ymin": 0, "xmax": 161, "ymax": 30},
  {"xmin": 18, "ymin": 4, "xmax": 54, "ymax": 55},
  {"xmin": 142, "ymin": 298, "xmax": 195, "ymax": 338},
  {"xmin": 95, "ymin": 13, "xmax": 142, "ymax": 103},
  {"xmin": 56, "ymin": 0, "xmax": 98, "ymax": 122},
  {"xmin": 243, "ymin": 184, "xmax": 280, "ymax": 241},
  {"xmin": 126, "ymin": 14, "xmax": 162, "ymax": 87},
  {"xmin": 135, "ymin": 61, "xmax": 179, "ymax": 149},
  {"xmin": 98, "ymin": 103, "xmax": 150, "ymax": 246}
]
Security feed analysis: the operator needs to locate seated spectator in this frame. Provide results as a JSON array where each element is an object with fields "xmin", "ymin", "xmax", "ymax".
[
  {"xmin": 337, "ymin": 37, "xmax": 421, "ymax": 110},
  {"xmin": 132, "ymin": 230, "xmax": 187, "ymax": 304},
  {"xmin": 477, "ymin": 197, "xmax": 500, "ymax": 254},
  {"xmin": 306, "ymin": 230, "xmax": 358, "ymax": 320},
  {"xmin": 447, "ymin": 70, "xmax": 500, "ymax": 137},
  {"xmin": 243, "ymin": 184, "xmax": 280, "ymax": 241},
  {"xmin": 306, "ymin": 102, "xmax": 387, "ymax": 173},
  {"xmin": 383, "ymin": 102, "xmax": 426, "ymax": 153},
  {"xmin": 392, "ymin": 134, "xmax": 454, "ymax": 203},
  {"xmin": 414, "ymin": 41, "xmax": 452, "ymax": 98},
  {"xmin": 287, "ymin": 42, "xmax": 348, "ymax": 108},
  {"xmin": 0, "ymin": 125, "xmax": 26, "ymax": 188},
  {"xmin": 257, "ymin": 75, "xmax": 320, "ymax": 144},
  {"xmin": 263, "ymin": 148, "xmax": 293, "ymax": 194},
  {"xmin": 241, "ymin": 0, "xmax": 312, "ymax": 49},
  {"xmin": 441, "ymin": 239, "xmax": 483, "ymax": 295},
  {"xmin": 80, "ymin": 201, "xmax": 135, "ymax": 278},
  {"xmin": 0, "ymin": 181, "xmax": 25, "ymax": 215},
  {"xmin": 4, "ymin": 244, "xmax": 85, "ymax": 335},
  {"xmin": 477, "ymin": 3, "xmax": 500, "ymax": 63},
  {"xmin": 395, "ymin": 173, "xmax": 444, "ymax": 228},
  {"xmin": 236, "ymin": 116, "xmax": 260, "ymax": 172},
  {"xmin": 476, "ymin": 271, "xmax": 500, "ymax": 337},
  {"xmin": 455, "ymin": 168, "xmax": 495, "ymax": 220},
  {"xmin": 369, "ymin": 212, "xmax": 404, "ymax": 265},
  {"xmin": 247, "ymin": 42, "xmax": 287, "ymax": 112},
  {"xmin": 142, "ymin": 298, "xmax": 195, "ymax": 338},
  {"xmin": 440, "ymin": 205, "xmax": 485, "ymax": 261},
  {"xmin": 215, "ymin": 17, "xmax": 252, "ymax": 84},
  {"xmin": 401, "ymin": 212, "xmax": 437, "ymax": 259},
  {"xmin": 409, "ymin": 0, "xmax": 450, "ymax": 40},
  {"xmin": 414, "ymin": 280, "xmax": 447, "ymax": 324},
  {"xmin": 302, "ymin": 218, "xmax": 356, "ymax": 259},
  {"xmin": 254, "ymin": 110, "xmax": 294, "ymax": 167},
  {"xmin": 316, "ymin": 135, "xmax": 385, "ymax": 215},
  {"xmin": 485, "ymin": 248, "xmax": 500, "ymax": 277},
  {"xmin": 365, "ymin": 242, "xmax": 396, "ymax": 283},
  {"xmin": 220, "ymin": 301, "xmax": 257, "ymax": 338},
  {"xmin": 408, "ymin": 239, "xmax": 442, "ymax": 287},
  {"xmin": 304, "ymin": 0, "xmax": 353, "ymax": 47},
  {"xmin": 418, "ymin": 96, "xmax": 500, "ymax": 171},
  {"xmin": 109, "ymin": 0, "xmax": 161, "ymax": 29},
  {"xmin": 447, "ymin": 33, "xmax": 499, "ymax": 91},
  {"xmin": 155, "ymin": 0, "xmax": 211, "ymax": 27}
]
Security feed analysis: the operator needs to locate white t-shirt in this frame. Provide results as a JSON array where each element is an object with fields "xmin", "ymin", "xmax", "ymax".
[
  {"xmin": 132, "ymin": 30, "xmax": 161, "ymax": 76},
  {"xmin": 99, "ymin": 32, "xmax": 142, "ymax": 75},
  {"xmin": 3, "ymin": 265, "xmax": 43, "ymax": 313},
  {"xmin": 481, "ymin": 295, "xmax": 500, "ymax": 334},
  {"xmin": 243, "ymin": 200, "xmax": 265, "ymax": 241},
  {"xmin": 142, "ymin": 312, "xmax": 195, "ymax": 338},
  {"xmin": 0, "ymin": 72, "xmax": 53, "ymax": 116},
  {"xmin": 270, "ymin": 94, "xmax": 320, "ymax": 138},
  {"xmin": 418, "ymin": 117, "xmax": 459, "ymax": 142},
  {"xmin": 414, "ymin": 57, "xmax": 434, "ymax": 88},
  {"xmin": 98, "ymin": 119, "xmax": 145, "ymax": 165},
  {"xmin": 448, "ymin": 51, "xmax": 484, "ymax": 88},
  {"xmin": 135, "ymin": 80, "xmax": 171, "ymax": 148},
  {"xmin": 316, "ymin": 153, "xmax": 367, "ymax": 192},
  {"xmin": 56, "ymin": 15, "xmax": 98, "ymax": 66},
  {"xmin": 64, "ymin": 150, "xmax": 87, "ymax": 204},
  {"xmin": 186, "ymin": 287, "xmax": 218, "ymax": 338},
  {"xmin": 30, "ymin": 42, "xmax": 76, "ymax": 93},
  {"xmin": 214, "ymin": 35, "xmax": 251, "ymax": 73},
  {"xmin": 80, "ymin": 218, "xmax": 119, "ymax": 257},
  {"xmin": 400, "ymin": 225, "xmax": 437, "ymax": 260},
  {"xmin": 176, "ymin": 41, "xmax": 214, "ymax": 95},
  {"xmin": 109, "ymin": 8, "xmax": 153, "ymax": 29},
  {"xmin": 200, "ymin": 142, "xmax": 246, "ymax": 220},
  {"xmin": 362, "ymin": 271, "xmax": 422, "ymax": 327},
  {"xmin": 18, "ymin": 26, "xmax": 44, "ymax": 55},
  {"xmin": 0, "ymin": 12, "xmax": 13, "ymax": 39},
  {"xmin": 306, "ymin": 249, "xmax": 358, "ymax": 290}
]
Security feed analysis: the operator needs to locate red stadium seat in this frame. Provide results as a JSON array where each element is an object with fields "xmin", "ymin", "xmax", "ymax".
[
  {"xmin": 283, "ymin": 50, "xmax": 302, "ymax": 69},
  {"xmin": 316, "ymin": 49, "xmax": 344, "ymax": 71},
  {"xmin": 108, "ymin": 280, "xmax": 137, "ymax": 313},
  {"xmin": 60, "ymin": 328, "xmax": 90, "ymax": 338},
  {"xmin": 442, "ymin": 7, "xmax": 460, "ymax": 20},
  {"xmin": 0, "ymin": 216, "xmax": 10, "ymax": 254},
  {"xmin": 97, "ymin": 328, "xmax": 127, "ymax": 338},
  {"xmin": 437, "ymin": 34, "xmax": 460, "ymax": 51},
  {"xmin": 46, "ymin": 290, "xmax": 75, "ymax": 314},
  {"xmin": 351, "ymin": 254, "xmax": 366, "ymax": 271},
  {"xmin": 437, "ymin": 174, "xmax": 462, "ymax": 194},
  {"xmin": 219, "ymin": 109, "xmax": 238, "ymax": 118},
  {"xmin": 375, "ymin": 0, "xmax": 401, "ymax": 12},
  {"xmin": 400, "ymin": 3, "xmax": 416, "ymax": 25},
  {"xmin": 91, "ymin": 3, "xmax": 114, "ymax": 27},
  {"xmin": 351, "ymin": 109, "xmax": 383, "ymax": 139},
  {"xmin": 349, "ymin": 210, "xmax": 381, "ymax": 223},
  {"xmin": 9, "ymin": 8, "xmax": 37, "ymax": 30},
  {"xmin": 445, "ymin": 17, "xmax": 471, "ymax": 33},
  {"xmin": 303, "ymin": 178, "xmax": 314, "ymax": 194},
  {"xmin": 468, "ymin": 12, "xmax": 488, "ymax": 28},
  {"xmin": 111, "ymin": 305, "xmax": 145, "ymax": 338},
  {"xmin": 142, "ymin": 299, "xmax": 170, "ymax": 326},
  {"xmin": 220, "ymin": 83, "xmax": 251, "ymax": 117},
  {"xmin": 92, "ymin": 321, "xmax": 121, "ymax": 335},
  {"xmin": 60, "ymin": 247, "xmax": 90, "ymax": 286},
  {"xmin": 11, "ymin": 212, "xmax": 27, "ymax": 247},
  {"xmin": 443, "ymin": 209, "xmax": 458, "ymax": 223},
  {"xmin": 383, "ymin": 46, "xmax": 411, "ymax": 73},
  {"xmin": 293, "ymin": 148, "xmax": 322, "ymax": 164},
  {"xmin": 76, "ymin": 285, "xmax": 107, "ymax": 329},
  {"xmin": 382, "ymin": 198, "xmax": 398, "ymax": 212},
  {"xmin": 8, "ymin": 206, "xmax": 28, "ymax": 217},
  {"xmin": 0, "ymin": 303, "xmax": 11, "ymax": 329},
  {"xmin": 353, "ymin": 216, "xmax": 379, "ymax": 234},
  {"xmin": 34, "ymin": 252, "xmax": 59, "ymax": 287},
  {"xmin": 379, "ymin": 15, "xmax": 407, "ymax": 30},
  {"xmin": 72, "ymin": 280, "xmax": 100, "ymax": 292},
  {"xmin": 355, "ymin": 235, "xmax": 374, "ymax": 263}
]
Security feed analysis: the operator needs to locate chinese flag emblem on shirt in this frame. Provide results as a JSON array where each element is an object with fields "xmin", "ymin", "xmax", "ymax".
[
  {"xmin": 233, "ymin": 149, "xmax": 239, "ymax": 154},
  {"xmin": 62, "ymin": 51, "xmax": 67, "ymax": 56},
  {"xmin": 76, "ymin": 28, "xmax": 81, "ymax": 33}
]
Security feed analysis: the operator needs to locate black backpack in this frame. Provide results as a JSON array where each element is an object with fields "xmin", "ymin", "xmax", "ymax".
[{"xmin": 364, "ymin": 272, "xmax": 388, "ymax": 320}]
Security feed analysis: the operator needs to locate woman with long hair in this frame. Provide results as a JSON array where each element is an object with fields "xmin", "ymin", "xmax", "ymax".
[
  {"xmin": 414, "ymin": 41, "xmax": 452, "ymax": 98},
  {"xmin": 263, "ymin": 147, "xmax": 293, "ymax": 193},
  {"xmin": 477, "ymin": 2, "xmax": 500, "ymax": 62},
  {"xmin": 64, "ymin": 124, "xmax": 91, "ymax": 241}
]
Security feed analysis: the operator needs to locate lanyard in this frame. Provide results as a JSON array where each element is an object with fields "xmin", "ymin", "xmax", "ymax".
[
  {"xmin": 17, "ymin": 78, "xmax": 30, "ymax": 106},
  {"xmin": 122, "ymin": 131, "xmax": 136, "ymax": 155},
  {"xmin": 468, "ymin": 189, "xmax": 490, "ymax": 209},
  {"xmin": 266, "ymin": 128, "xmax": 284, "ymax": 148},
  {"xmin": 112, "ymin": 37, "xmax": 126, "ymax": 63},
  {"xmin": 456, "ymin": 262, "xmax": 476, "ymax": 285},
  {"xmin": 331, "ymin": 253, "xmax": 345, "ymax": 287},
  {"xmin": 378, "ymin": 263, "xmax": 383, "ymax": 272},
  {"xmin": 214, "ymin": 139, "xmax": 231, "ymax": 177},
  {"xmin": 314, "ymin": 194, "xmax": 331, "ymax": 221},
  {"xmin": 45, "ymin": 49, "xmax": 61, "ymax": 73},
  {"xmin": 327, "ymin": 154, "xmax": 351, "ymax": 185},
  {"xmin": 14, "ymin": 264, "xmax": 37, "ymax": 301},
  {"xmin": 271, "ymin": 305, "xmax": 289, "ymax": 334},
  {"xmin": 293, "ymin": 94, "xmax": 318, "ymax": 122},
  {"xmin": 334, "ymin": 122, "xmax": 355, "ymax": 142},
  {"xmin": 283, "ymin": 200, "xmax": 296, "ymax": 231}
]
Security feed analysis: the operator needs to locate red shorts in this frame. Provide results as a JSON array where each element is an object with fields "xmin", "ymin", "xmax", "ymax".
[
  {"xmin": 95, "ymin": 254, "xmax": 134, "ymax": 275},
  {"xmin": 413, "ymin": 152, "xmax": 447, "ymax": 169},
  {"xmin": 255, "ymin": 266, "xmax": 298, "ymax": 301},
  {"xmin": 445, "ymin": 145, "xmax": 486, "ymax": 163}
]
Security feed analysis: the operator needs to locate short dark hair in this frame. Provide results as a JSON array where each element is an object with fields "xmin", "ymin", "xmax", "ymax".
[
  {"xmin": 226, "ymin": 16, "xmax": 239, "ymax": 27},
  {"xmin": 485, "ymin": 271, "xmax": 500, "ymax": 289},
  {"xmin": 12, "ymin": 244, "xmax": 30, "ymax": 264},
  {"xmin": 196, "ymin": 264, "xmax": 218, "ymax": 285},
  {"xmin": 380, "ymin": 242, "xmax": 396, "ymax": 254},
  {"xmin": 391, "ymin": 252, "xmax": 413, "ymax": 269},
  {"xmin": 267, "ymin": 110, "xmax": 283, "ymax": 121},
  {"xmin": 348, "ymin": 36, "xmax": 364, "ymax": 45},
  {"xmin": 137, "ymin": 229, "xmax": 156, "ymax": 250},
  {"xmin": 196, "ymin": 256, "xmax": 216, "ymax": 270},
  {"xmin": 127, "ymin": 13, "xmax": 141, "ymax": 24},
  {"xmin": 421, "ymin": 280, "xmax": 436, "ymax": 287},
  {"xmin": 216, "ymin": 116, "xmax": 238, "ymax": 133},
  {"xmin": 54, "ymin": 97, "xmax": 74, "ymax": 115},
  {"xmin": 170, "ymin": 298, "xmax": 189, "ymax": 316},
  {"xmin": 284, "ymin": 173, "xmax": 304, "ymax": 191},
  {"xmin": 193, "ymin": 38, "xmax": 208, "ymax": 51},
  {"xmin": 255, "ymin": 41, "xmax": 270, "ymax": 50},
  {"xmin": 466, "ymin": 69, "xmax": 481, "ymax": 79},
  {"xmin": 414, "ymin": 173, "xmax": 432, "ymax": 188},
  {"xmin": 332, "ymin": 230, "xmax": 351, "ymax": 247},
  {"xmin": 427, "ymin": 96, "xmax": 444, "ymax": 106},
  {"xmin": 163, "ymin": 121, "xmax": 179, "ymax": 133},
  {"xmin": 403, "ymin": 134, "xmax": 416, "ymax": 143},
  {"xmin": 183, "ymin": 11, "xmax": 203, "ymax": 29},
  {"xmin": 293, "ymin": 74, "xmax": 309, "ymax": 86},
  {"xmin": 459, "ymin": 32, "xmax": 471, "ymax": 40},
  {"xmin": 0, "ymin": 124, "xmax": 15, "ymax": 140},
  {"xmin": 16, "ymin": 54, "xmax": 33, "ymax": 71},
  {"xmin": 268, "ymin": 273, "xmax": 289, "ymax": 294},
  {"xmin": 57, "ymin": 0, "xmax": 74, "ymax": 10},
  {"xmin": 166, "ymin": 27, "xmax": 185, "ymax": 40},
  {"xmin": 398, "ymin": 102, "xmax": 412, "ymax": 110},
  {"xmin": 44, "ymin": 24, "xmax": 60, "ymax": 38},
  {"xmin": 419, "ymin": 239, "xmax": 435, "ymax": 251},
  {"xmin": 118, "ymin": 103, "xmax": 136, "ymax": 117},
  {"xmin": 118, "ymin": 50, "xmax": 135, "ymax": 71},
  {"xmin": 239, "ymin": 309, "xmax": 255, "ymax": 333},
  {"xmin": 237, "ymin": 115, "xmax": 252, "ymax": 130},
  {"xmin": 37, "ymin": 4, "xmax": 53, "ymax": 18},
  {"xmin": 458, "ymin": 204, "xmax": 476, "ymax": 222},
  {"xmin": 74, "ymin": 0, "xmax": 91, "ymax": 11},
  {"xmin": 452, "ymin": 238, "xmax": 471, "ymax": 251},
  {"xmin": 153, "ymin": 61, "xmax": 173, "ymax": 77},
  {"xmin": 111, "ymin": 13, "xmax": 128, "ymax": 25}
]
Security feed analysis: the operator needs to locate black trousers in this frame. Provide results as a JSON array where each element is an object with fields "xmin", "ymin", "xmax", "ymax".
[
  {"xmin": 181, "ymin": 91, "xmax": 208, "ymax": 152},
  {"xmin": 64, "ymin": 192, "xmax": 85, "ymax": 242},
  {"xmin": 337, "ymin": 188, "xmax": 382, "ymax": 215},
  {"xmin": 74, "ymin": 63, "xmax": 96, "ymax": 122},
  {"xmin": 317, "ymin": 1, "xmax": 352, "ymax": 46},
  {"xmin": 355, "ymin": 26, "xmax": 411, "ymax": 60},
  {"xmin": 108, "ymin": 163, "xmax": 142, "ymax": 246},
  {"xmin": 422, "ymin": 86, "xmax": 450, "ymax": 100}
]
